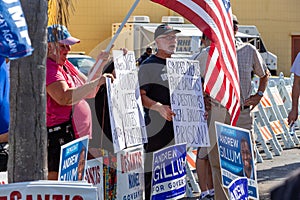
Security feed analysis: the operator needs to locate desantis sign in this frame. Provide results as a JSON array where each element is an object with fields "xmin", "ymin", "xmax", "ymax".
[{"xmin": 0, "ymin": 181, "xmax": 98, "ymax": 199}]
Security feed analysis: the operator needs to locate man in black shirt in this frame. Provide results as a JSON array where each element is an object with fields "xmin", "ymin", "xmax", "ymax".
[
  {"xmin": 137, "ymin": 46, "xmax": 152, "ymax": 66},
  {"xmin": 138, "ymin": 24, "xmax": 180, "ymax": 200}
]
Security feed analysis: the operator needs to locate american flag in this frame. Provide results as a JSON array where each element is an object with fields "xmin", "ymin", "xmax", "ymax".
[{"xmin": 151, "ymin": 0, "xmax": 240, "ymax": 125}]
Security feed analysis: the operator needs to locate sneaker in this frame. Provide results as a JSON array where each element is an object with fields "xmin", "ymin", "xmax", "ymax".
[
  {"xmin": 197, "ymin": 194, "xmax": 212, "ymax": 200},
  {"xmin": 207, "ymin": 194, "xmax": 215, "ymax": 200}
]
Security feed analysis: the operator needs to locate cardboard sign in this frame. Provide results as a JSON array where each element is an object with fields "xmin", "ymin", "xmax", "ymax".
[
  {"xmin": 107, "ymin": 50, "xmax": 147, "ymax": 153},
  {"xmin": 167, "ymin": 58, "xmax": 209, "ymax": 147},
  {"xmin": 106, "ymin": 78, "xmax": 126, "ymax": 153}
]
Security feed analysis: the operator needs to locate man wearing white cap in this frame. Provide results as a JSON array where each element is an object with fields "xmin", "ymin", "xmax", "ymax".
[{"xmin": 46, "ymin": 24, "xmax": 113, "ymax": 180}]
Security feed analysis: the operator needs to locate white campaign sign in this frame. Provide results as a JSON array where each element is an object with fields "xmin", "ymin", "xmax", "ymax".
[
  {"xmin": 85, "ymin": 158, "xmax": 104, "ymax": 200},
  {"xmin": 0, "ymin": 181, "xmax": 98, "ymax": 199},
  {"xmin": 0, "ymin": 172, "xmax": 7, "ymax": 184},
  {"xmin": 167, "ymin": 58, "xmax": 209, "ymax": 147},
  {"xmin": 117, "ymin": 145, "xmax": 144, "ymax": 200}
]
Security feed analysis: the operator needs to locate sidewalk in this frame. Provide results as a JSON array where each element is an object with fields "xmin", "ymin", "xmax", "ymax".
[{"xmin": 257, "ymin": 146, "xmax": 300, "ymax": 200}]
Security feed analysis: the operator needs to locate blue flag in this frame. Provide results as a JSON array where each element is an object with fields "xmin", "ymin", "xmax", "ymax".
[
  {"xmin": 0, "ymin": 0, "xmax": 34, "ymax": 59},
  {"xmin": 0, "ymin": 57, "xmax": 9, "ymax": 134}
]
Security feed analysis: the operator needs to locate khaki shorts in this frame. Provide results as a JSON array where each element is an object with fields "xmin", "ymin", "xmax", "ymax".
[{"xmin": 197, "ymin": 147, "xmax": 209, "ymax": 160}]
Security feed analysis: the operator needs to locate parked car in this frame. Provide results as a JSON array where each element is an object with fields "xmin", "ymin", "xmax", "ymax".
[{"xmin": 67, "ymin": 53, "xmax": 96, "ymax": 76}]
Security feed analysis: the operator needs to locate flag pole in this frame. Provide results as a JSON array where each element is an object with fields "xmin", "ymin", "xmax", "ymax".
[{"xmin": 87, "ymin": 0, "xmax": 141, "ymax": 82}]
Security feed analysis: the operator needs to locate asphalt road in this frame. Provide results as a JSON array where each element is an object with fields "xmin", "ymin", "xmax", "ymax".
[{"xmin": 256, "ymin": 146, "xmax": 300, "ymax": 200}]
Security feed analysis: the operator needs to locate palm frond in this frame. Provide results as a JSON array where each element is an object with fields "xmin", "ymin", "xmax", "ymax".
[{"xmin": 48, "ymin": 0, "xmax": 76, "ymax": 27}]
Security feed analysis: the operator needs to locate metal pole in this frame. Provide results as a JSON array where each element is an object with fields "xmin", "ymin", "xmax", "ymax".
[{"xmin": 87, "ymin": 0, "xmax": 141, "ymax": 82}]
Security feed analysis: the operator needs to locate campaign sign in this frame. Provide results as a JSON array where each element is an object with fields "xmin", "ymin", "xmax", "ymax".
[
  {"xmin": 151, "ymin": 143, "xmax": 187, "ymax": 200},
  {"xmin": 229, "ymin": 177, "xmax": 249, "ymax": 200},
  {"xmin": 85, "ymin": 158, "xmax": 104, "ymax": 200},
  {"xmin": 0, "ymin": 172, "xmax": 7, "ymax": 184},
  {"xmin": 58, "ymin": 136, "xmax": 89, "ymax": 181},
  {"xmin": 117, "ymin": 145, "xmax": 144, "ymax": 200},
  {"xmin": 0, "ymin": 0, "xmax": 33, "ymax": 59},
  {"xmin": 215, "ymin": 122, "xmax": 258, "ymax": 199},
  {"xmin": 166, "ymin": 58, "xmax": 209, "ymax": 147},
  {"xmin": 0, "ymin": 181, "xmax": 97, "ymax": 199}
]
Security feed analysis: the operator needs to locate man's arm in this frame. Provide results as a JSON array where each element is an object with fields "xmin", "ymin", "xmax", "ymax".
[
  {"xmin": 244, "ymin": 69, "xmax": 270, "ymax": 108},
  {"xmin": 288, "ymin": 74, "xmax": 300, "ymax": 124},
  {"xmin": 0, "ymin": 132, "xmax": 8, "ymax": 143},
  {"xmin": 257, "ymin": 69, "xmax": 270, "ymax": 94},
  {"xmin": 140, "ymin": 89, "xmax": 175, "ymax": 121}
]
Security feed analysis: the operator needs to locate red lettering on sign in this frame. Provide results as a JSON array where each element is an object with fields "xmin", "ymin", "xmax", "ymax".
[
  {"xmin": 10, "ymin": 191, "xmax": 21, "ymax": 200},
  {"xmin": 72, "ymin": 196, "xmax": 83, "ymax": 200}
]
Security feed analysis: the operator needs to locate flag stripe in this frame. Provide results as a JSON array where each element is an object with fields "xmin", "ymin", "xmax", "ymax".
[{"xmin": 151, "ymin": 0, "xmax": 240, "ymax": 125}]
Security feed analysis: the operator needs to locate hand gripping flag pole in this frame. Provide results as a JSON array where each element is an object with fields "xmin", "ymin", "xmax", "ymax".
[{"xmin": 87, "ymin": 0, "xmax": 141, "ymax": 82}]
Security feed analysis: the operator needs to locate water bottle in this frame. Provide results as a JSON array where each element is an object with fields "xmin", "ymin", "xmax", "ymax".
[{"xmin": 289, "ymin": 123, "xmax": 295, "ymax": 136}]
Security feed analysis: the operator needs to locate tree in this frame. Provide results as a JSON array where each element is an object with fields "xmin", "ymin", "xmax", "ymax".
[{"xmin": 8, "ymin": 0, "xmax": 75, "ymax": 182}]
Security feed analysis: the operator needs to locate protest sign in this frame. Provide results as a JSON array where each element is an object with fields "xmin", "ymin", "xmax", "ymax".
[
  {"xmin": 106, "ymin": 50, "xmax": 147, "ymax": 153},
  {"xmin": 151, "ymin": 143, "xmax": 187, "ymax": 200},
  {"xmin": 113, "ymin": 50, "xmax": 147, "ymax": 145},
  {"xmin": 215, "ymin": 122, "xmax": 258, "ymax": 199},
  {"xmin": 58, "ymin": 136, "xmax": 89, "ymax": 181},
  {"xmin": 117, "ymin": 145, "xmax": 144, "ymax": 200},
  {"xmin": 229, "ymin": 177, "xmax": 249, "ymax": 200},
  {"xmin": 85, "ymin": 158, "xmax": 104, "ymax": 200},
  {"xmin": 0, "ymin": 181, "xmax": 97, "ymax": 199},
  {"xmin": 167, "ymin": 58, "xmax": 209, "ymax": 147},
  {"xmin": 0, "ymin": 0, "xmax": 33, "ymax": 59},
  {"xmin": 106, "ymin": 78, "xmax": 126, "ymax": 152}
]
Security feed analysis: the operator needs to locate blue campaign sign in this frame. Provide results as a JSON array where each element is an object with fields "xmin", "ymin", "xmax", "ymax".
[
  {"xmin": 58, "ymin": 136, "xmax": 89, "ymax": 181},
  {"xmin": 0, "ymin": 0, "xmax": 33, "ymax": 59},
  {"xmin": 215, "ymin": 122, "xmax": 258, "ymax": 199},
  {"xmin": 151, "ymin": 143, "xmax": 186, "ymax": 200},
  {"xmin": 229, "ymin": 177, "xmax": 249, "ymax": 200}
]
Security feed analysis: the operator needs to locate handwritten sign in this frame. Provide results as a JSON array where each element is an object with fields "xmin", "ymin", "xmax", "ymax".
[
  {"xmin": 151, "ymin": 143, "xmax": 187, "ymax": 200},
  {"xmin": 117, "ymin": 145, "xmax": 144, "ymax": 200},
  {"xmin": 106, "ymin": 50, "xmax": 147, "ymax": 153},
  {"xmin": 58, "ymin": 136, "xmax": 89, "ymax": 181},
  {"xmin": 215, "ymin": 122, "xmax": 258, "ymax": 199},
  {"xmin": 106, "ymin": 78, "xmax": 126, "ymax": 153},
  {"xmin": 167, "ymin": 58, "xmax": 209, "ymax": 147}
]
